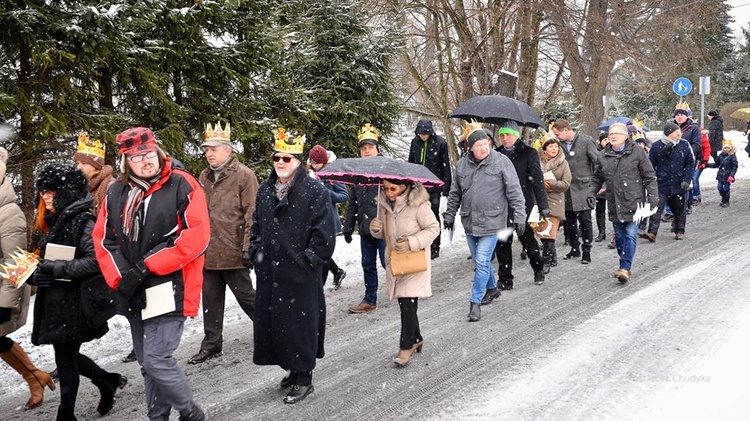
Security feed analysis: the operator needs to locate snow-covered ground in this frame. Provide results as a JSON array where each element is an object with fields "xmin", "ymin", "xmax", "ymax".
[{"xmin": 1, "ymin": 130, "xmax": 748, "ymax": 419}]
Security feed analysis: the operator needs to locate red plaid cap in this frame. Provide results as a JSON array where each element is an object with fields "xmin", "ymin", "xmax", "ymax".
[{"xmin": 116, "ymin": 127, "xmax": 157, "ymax": 155}]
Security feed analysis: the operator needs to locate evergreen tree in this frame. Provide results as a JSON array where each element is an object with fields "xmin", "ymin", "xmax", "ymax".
[{"xmin": 275, "ymin": 0, "xmax": 403, "ymax": 158}]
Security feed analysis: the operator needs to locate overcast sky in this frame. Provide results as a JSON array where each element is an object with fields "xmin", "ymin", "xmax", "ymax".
[{"xmin": 727, "ymin": 0, "xmax": 750, "ymax": 39}]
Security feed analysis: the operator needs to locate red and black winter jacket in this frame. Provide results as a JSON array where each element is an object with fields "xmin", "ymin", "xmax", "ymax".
[{"xmin": 93, "ymin": 157, "xmax": 210, "ymax": 318}]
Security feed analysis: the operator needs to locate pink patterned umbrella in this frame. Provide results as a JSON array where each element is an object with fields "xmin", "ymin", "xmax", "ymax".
[{"xmin": 317, "ymin": 155, "xmax": 444, "ymax": 189}]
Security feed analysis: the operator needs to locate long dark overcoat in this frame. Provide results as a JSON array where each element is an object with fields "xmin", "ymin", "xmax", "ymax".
[
  {"xmin": 249, "ymin": 165, "xmax": 335, "ymax": 372},
  {"xmin": 648, "ymin": 137, "xmax": 695, "ymax": 195}
]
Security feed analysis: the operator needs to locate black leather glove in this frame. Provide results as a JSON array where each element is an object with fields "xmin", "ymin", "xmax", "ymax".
[
  {"xmin": 586, "ymin": 197, "xmax": 597, "ymax": 209},
  {"xmin": 680, "ymin": 181, "xmax": 690, "ymax": 190},
  {"xmin": 444, "ymin": 220, "xmax": 454, "ymax": 230},
  {"xmin": 515, "ymin": 223, "xmax": 526, "ymax": 237},
  {"xmin": 31, "ymin": 272, "xmax": 55, "ymax": 288},
  {"xmin": 37, "ymin": 258, "xmax": 55, "ymax": 275},
  {"xmin": 118, "ymin": 260, "xmax": 149, "ymax": 300},
  {"xmin": 0, "ymin": 307, "xmax": 11, "ymax": 324},
  {"xmin": 343, "ymin": 233, "xmax": 353, "ymax": 244},
  {"xmin": 540, "ymin": 208, "xmax": 551, "ymax": 218},
  {"xmin": 242, "ymin": 250, "xmax": 253, "ymax": 268}
]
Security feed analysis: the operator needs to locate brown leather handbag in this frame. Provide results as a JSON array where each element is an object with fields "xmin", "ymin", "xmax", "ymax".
[{"xmin": 384, "ymin": 210, "xmax": 428, "ymax": 276}]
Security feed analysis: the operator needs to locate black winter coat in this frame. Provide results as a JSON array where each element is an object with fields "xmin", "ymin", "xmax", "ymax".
[
  {"xmin": 408, "ymin": 134, "xmax": 452, "ymax": 195},
  {"xmin": 32, "ymin": 197, "xmax": 115, "ymax": 345},
  {"xmin": 708, "ymin": 116, "xmax": 724, "ymax": 154},
  {"xmin": 343, "ymin": 184, "xmax": 380, "ymax": 237},
  {"xmin": 716, "ymin": 152, "xmax": 738, "ymax": 183},
  {"xmin": 249, "ymin": 166, "xmax": 335, "ymax": 372},
  {"xmin": 674, "ymin": 118, "xmax": 703, "ymax": 161},
  {"xmin": 497, "ymin": 139, "xmax": 549, "ymax": 217},
  {"xmin": 648, "ymin": 137, "xmax": 695, "ymax": 195}
]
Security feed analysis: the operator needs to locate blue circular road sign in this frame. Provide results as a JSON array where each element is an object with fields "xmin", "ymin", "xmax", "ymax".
[{"xmin": 673, "ymin": 77, "xmax": 692, "ymax": 96}]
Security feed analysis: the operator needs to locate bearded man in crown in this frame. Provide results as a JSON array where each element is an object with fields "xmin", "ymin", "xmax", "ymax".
[{"xmin": 248, "ymin": 128, "xmax": 335, "ymax": 404}]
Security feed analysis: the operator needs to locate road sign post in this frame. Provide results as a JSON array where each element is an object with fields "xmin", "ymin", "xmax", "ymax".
[{"xmin": 699, "ymin": 76, "xmax": 710, "ymax": 127}]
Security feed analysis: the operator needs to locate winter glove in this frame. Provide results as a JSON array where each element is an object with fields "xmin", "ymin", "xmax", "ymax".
[
  {"xmin": 698, "ymin": 161, "xmax": 707, "ymax": 170},
  {"xmin": 37, "ymin": 258, "xmax": 56, "ymax": 275},
  {"xmin": 728, "ymin": 176, "xmax": 735, "ymax": 183},
  {"xmin": 443, "ymin": 213, "xmax": 454, "ymax": 231},
  {"xmin": 242, "ymin": 250, "xmax": 253, "ymax": 269},
  {"xmin": 540, "ymin": 208, "xmax": 551, "ymax": 219},
  {"xmin": 586, "ymin": 197, "xmax": 597, "ymax": 210},
  {"xmin": 118, "ymin": 260, "xmax": 150, "ymax": 300},
  {"xmin": 394, "ymin": 238, "xmax": 410, "ymax": 252},
  {"xmin": 30, "ymin": 272, "xmax": 54, "ymax": 288},
  {"xmin": 515, "ymin": 223, "xmax": 526, "ymax": 238},
  {"xmin": 343, "ymin": 232, "xmax": 353, "ymax": 244},
  {"xmin": 680, "ymin": 181, "xmax": 691, "ymax": 190},
  {"xmin": 0, "ymin": 307, "xmax": 11, "ymax": 324},
  {"xmin": 369, "ymin": 218, "xmax": 383, "ymax": 236}
]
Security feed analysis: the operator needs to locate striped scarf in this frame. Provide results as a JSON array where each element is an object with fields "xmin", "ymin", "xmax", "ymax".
[{"xmin": 122, "ymin": 172, "xmax": 161, "ymax": 241}]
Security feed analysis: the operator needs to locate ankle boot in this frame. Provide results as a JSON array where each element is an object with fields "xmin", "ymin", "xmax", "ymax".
[
  {"xmin": 92, "ymin": 371, "xmax": 127, "ymax": 415},
  {"xmin": 56, "ymin": 406, "xmax": 77, "ymax": 421},
  {"xmin": 581, "ymin": 250, "xmax": 591, "ymax": 264},
  {"xmin": 541, "ymin": 241, "xmax": 552, "ymax": 274},
  {"xmin": 0, "ymin": 341, "xmax": 56, "ymax": 410},
  {"xmin": 563, "ymin": 248, "xmax": 580, "ymax": 259},
  {"xmin": 468, "ymin": 302, "xmax": 481, "ymax": 322}
]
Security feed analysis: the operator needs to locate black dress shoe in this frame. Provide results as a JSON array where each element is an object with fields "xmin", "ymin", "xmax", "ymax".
[
  {"xmin": 595, "ymin": 232, "xmax": 606, "ymax": 242},
  {"xmin": 122, "ymin": 349, "xmax": 137, "ymax": 363},
  {"xmin": 188, "ymin": 349, "xmax": 222, "ymax": 365},
  {"xmin": 284, "ymin": 384, "xmax": 314, "ymax": 404},
  {"xmin": 431, "ymin": 248, "xmax": 439, "ymax": 260},
  {"xmin": 563, "ymin": 248, "xmax": 580, "ymax": 259}
]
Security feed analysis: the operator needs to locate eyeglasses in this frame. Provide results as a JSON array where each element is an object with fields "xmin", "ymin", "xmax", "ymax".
[
  {"xmin": 127, "ymin": 151, "xmax": 157, "ymax": 163},
  {"xmin": 608, "ymin": 132, "xmax": 627, "ymax": 137},
  {"xmin": 273, "ymin": 155, "xmax": 293, "ymax": 163}
]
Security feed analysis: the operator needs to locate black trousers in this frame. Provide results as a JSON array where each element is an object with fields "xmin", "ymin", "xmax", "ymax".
[
  {"xmin": 54, "ymin": 342, "xmax": 105, "ymax": 409},
  {"xmin": 649, "ymin": 193, "xmax": 687, "ymax": 234},
  {"xmin": 595, "ymin": 197, "xmax": 607, "ymax": 235},
  {"xmin": 398, "ymin": 298, "xmax": 422, "ymax": 350},
  {"xmin": 428, "ymin": 191, "xmax": 441, "ymax": 252},
  {"xmin": 323, "ymin": 259, "xmax": 341, "ymax": 285},
  {"xmin": 201, "ymin": 269, "xmax": 256, "ymax": 353},
  {"xmin": 564, "ymin": 210, "xmax": 593, "ymax": 252},
  {"xmin": 495, "ymin": 224, "xmax": 544, "ymax": 287}
]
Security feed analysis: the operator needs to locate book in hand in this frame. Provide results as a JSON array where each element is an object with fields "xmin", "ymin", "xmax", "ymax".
[
  {"xmin": 0, "ymin": 248, "xmax": 39, "ymax": 288},
  {"xmin": 44, "ymin": 243, "xmax": 76, "ymax": 282},
  {"xmin": 543, "ymin": 171, "xmax": 556, "ymax": 181},
  {"xmin": 141, "ymin": 281, "xmax": 176, "ymax": 320}
]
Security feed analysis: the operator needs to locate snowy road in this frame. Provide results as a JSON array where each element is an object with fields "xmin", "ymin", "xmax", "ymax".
[{"xmin": 3, "ymin": 138, "xmax": 750, "ymax": 420}]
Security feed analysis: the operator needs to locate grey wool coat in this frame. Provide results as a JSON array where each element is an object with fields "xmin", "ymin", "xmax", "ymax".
[{"xmin": 561, "ymin": 132, "xmax": 599, "ymax": 212}]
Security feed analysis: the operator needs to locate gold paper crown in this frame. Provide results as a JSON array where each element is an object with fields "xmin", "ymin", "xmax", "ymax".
[
  {"xmin": 675, "ymin": 101, "xmax": 691, "ymax": 111},
  {"xmin": 632, "ymin": 118, "xmax": 645, "ymax": 130},
  {"xmin": 462, "ymin": 120, "xmax": 485, "ymax": 140},
  {"xmin": 722, "ymin": 139, "xmax": 733, "ymax": 148},
  {"xmin": 205, "ymin": 121, "xmax": 231, "ymax": 142},
  {"xmin": 76, "ymin": 132, "xmax": 105, "ymax": 159},
  {"xmin": 273, "ymin": 127, "xmax": 305, "ymax": 155},
  {"xmin": 358, "ymin": 123, "xmax": 380, "ymax": 142}
]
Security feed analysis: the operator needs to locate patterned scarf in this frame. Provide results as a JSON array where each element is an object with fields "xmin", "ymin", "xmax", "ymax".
[
  {"xmin": 275, "ymin": 179, "xmax": 291, "ymax": 201},
  {"xmin": 123, "ymin": 172, "xmax": 161, "ymax": 241}
]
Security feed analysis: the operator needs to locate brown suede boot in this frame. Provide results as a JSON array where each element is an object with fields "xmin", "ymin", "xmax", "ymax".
[{"xmin": 0, "ymin": 341, "xmax": 56, "ymax": 410}]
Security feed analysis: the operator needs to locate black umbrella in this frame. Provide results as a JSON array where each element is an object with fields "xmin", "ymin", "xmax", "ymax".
[
  {"xmin": 317, "ymin": 155, "xmax": 444, "ymax": 189},
  {"xmin": 449, "ymin": 95, "xmax": 543, "ymax": 128}
]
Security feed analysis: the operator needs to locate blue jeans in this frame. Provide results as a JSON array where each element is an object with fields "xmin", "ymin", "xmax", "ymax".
[
  {"xmin": 466, "ymin": 233, "xmax": 499, "ymax": 303},
  {"xmin": 717, "ymin": 180, "xmax": 731, "ymax": 197},
  {"xmin": 692, "ymin": 166, "xmax": 703, "ymax": 199},
  {"xmin": 360, "ymin": 234, "xmax": 385, "ymax": 305},
  {"xmin": 612, "ymin": 221, "xmax": 638, "ymax": 272}
]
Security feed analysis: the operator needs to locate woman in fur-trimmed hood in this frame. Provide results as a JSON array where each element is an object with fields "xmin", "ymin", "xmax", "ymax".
[{"xmin": 369, "ymin": 180, "xmax": 439, "ymax": 367}]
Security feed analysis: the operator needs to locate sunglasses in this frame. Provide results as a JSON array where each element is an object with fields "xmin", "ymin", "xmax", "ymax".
[
  {"xmin": 382, "ymin": 185, "xmax": 403, "ymax": 192},
  {"xmin": 127, "ymin": 150, "xmax": 157, "ymax": 163},
  {"xmin": 273, "ymin": 155, "xmax": 293, "ymax": 163}
]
